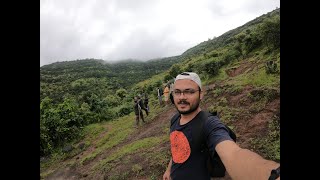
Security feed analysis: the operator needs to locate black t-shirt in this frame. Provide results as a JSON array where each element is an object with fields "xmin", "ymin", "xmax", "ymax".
[{"xmin": 169, "ymin": 111, "xmax": 233, "ymax": 180}]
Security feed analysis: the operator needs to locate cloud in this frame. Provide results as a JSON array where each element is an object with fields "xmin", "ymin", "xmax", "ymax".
[{"xmin": 40, "ymin": 0, "xmax": 280, "ymax": 66}]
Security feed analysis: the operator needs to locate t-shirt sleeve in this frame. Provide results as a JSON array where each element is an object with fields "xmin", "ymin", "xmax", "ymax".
[{"xmin": 203, "ymin": 116, "xmax": 233, "ymax": 152}]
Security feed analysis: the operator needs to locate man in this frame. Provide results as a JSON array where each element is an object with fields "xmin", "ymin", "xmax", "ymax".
[
  {"xmin": 163, "ymin": 84, "xmax": 170, "ymax": 105},
  {"xmin": 163, "ymin": 72, "xmax": 280, "ymax": 180},
  {"xmin": 143, "ymin": 93, "xmax": 149, "ymax": 112},
  {"xmin": 169, "ymin": 80, "xmax": 174, "ymax": 105},
  {"xmin": 133, "ymin": 96, "xmax": 148, "ymax": 126},
  {"xmin": 157, "ymin": 87, "xmax": 163, "ymax": 105}
]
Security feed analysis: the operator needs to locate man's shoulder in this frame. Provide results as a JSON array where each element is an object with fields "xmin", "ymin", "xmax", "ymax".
[
  {"xmin": 170, "ymin": 112, "xmax": 180, "ymax": 125},
  {"xmin": 203, "ymin": 111, "xmax": 222, "ymax": 127},
  {"xmin": 200, "ymin": 111, "xmax": 219, "ymax": 120},
  {"xmin": 207, "ymin": 113, "xmax": 220, "ymax": 121}
]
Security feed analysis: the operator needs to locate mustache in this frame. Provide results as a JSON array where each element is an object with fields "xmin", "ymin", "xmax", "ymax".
[{"xmin": 178, "ymin": 100, "xmax": 190, "ymax": 105}]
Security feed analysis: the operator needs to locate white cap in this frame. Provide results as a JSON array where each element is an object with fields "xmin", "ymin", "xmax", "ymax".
[{"xmin": 174, "ymin": 72, "xmax": 202, "ymax": 90}]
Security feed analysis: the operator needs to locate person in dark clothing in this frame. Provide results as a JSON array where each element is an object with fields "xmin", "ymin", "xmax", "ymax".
[
  {"xmin": 133, "ymin": 96, "xmax": 148, "ymax": 126},
  {"xmin": 157, "ymin": 87, "xmax": 163, "ymax": 105},
  {"xmin": 143, "ymin": 93, "xmax": 149, "ymax": 112},
  {"xmin": 163, "ymin": 72, "xmax": 280, "ymax": 180}
]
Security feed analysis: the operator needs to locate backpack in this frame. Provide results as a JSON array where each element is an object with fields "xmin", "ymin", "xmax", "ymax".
[{"xmin": 170, "ymin": 111, "xmax": 237, "ymax": 178}]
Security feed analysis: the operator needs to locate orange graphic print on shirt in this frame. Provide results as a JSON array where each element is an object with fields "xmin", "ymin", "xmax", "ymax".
[{"xmin": 170, "ymin": 130, "xmax": 191, "ymax": 163}]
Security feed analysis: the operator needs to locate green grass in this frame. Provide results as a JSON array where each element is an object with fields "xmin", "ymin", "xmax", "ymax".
[
  {"xmin": 40, "ymin": 169, "xmax": 56, "ymax": 179},
  {"xmin": 81, "ymin": 123, "xmax": 106, "ymax": 143},
  {"xmin": 226, "ymin": 84, "xmax": 243, "ymax": 95},
  {"xmin": 248, "ymin": 100, "xmax": 267, "ymax": 113},
  {"xmin": 108, "ymin": 170, "xmax": 130, "ymax": 180},
  {"xmin": 146, "ymin": 143, "xmax": 170, "ymax": 169},
  {"xmin": 231, "ymin": 65, "xmax": 279, "ymax": 87},
  {"xmin": 250, "ymin": 116, "xmax": 280, "ymax": 162},
  {"xmin": 40, "ymin": 122, "xmax": 110, "ymax": 178},
  {"xmin": 94, "ymin": 135, "xmax": 167, "ymax": 171},
  {"xmin": 211, "ymin": 86, "xmax": 224, "ymax": 98},
  {"xmin": 131, "ymin": 164, "xmax": 144, "ymax": 176},
  {"xmin": 247, "ymin": 87, "xmax": 279, "ymax": 103},
  {"xmin": 80, "ymin": 114, "xmax": 135, "ymax": 164},
  {"xmin": 204, "ymin": 67, "xmax": 229, "ymax": 85},
  {"xmin": 207, "ymin": 102, "xmax": 243, "ymax": 124}
]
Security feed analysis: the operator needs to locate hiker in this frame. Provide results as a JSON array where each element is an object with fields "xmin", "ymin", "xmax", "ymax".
[
  {"xmin": 162, "ymin": 72, "xmax": 280, "ymax": 180},
  {"xmin": 163, "ymin": 84, "xmax": 170, "ymax": 105},
  {"xmin": 133, "ymin": 96, "xmax": 148, "ymax": 126},
  {"xmin": 169, "ymin": 81, "xmax": 174, "ymax": 105},
  {"xmin": 143, "ymin": 93, "xmax": 149, "ymax": 112},
  {"xmin": 157, "ymin": 87, "xmax": 163, "ymax": 105}
]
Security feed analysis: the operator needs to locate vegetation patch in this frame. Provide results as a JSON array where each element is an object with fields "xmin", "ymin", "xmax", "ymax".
[
  {"xmin": 94, "ymin": 135, "xmax": 167, "ymax": 171},
  {"xmin": 248, "ymin": 99, "xmax": 267, "ymax": 113},
  {"xmin": 80, "ymin": 115, "xmax": 135, "ymax": 164},
  {"xmin": 207, "ymin": 105, "xmax": 242, "ymax": 124},
  {"xmin": 230, "ymin": 64, "xmax": 279, "ymax": 88},
  {"xmin": 40, "ymin": 9, "xmax": 280, "ymax": 179},
  {"xmin": 250, "ymin": 114, "xmax": 280, "ymax": 162},
  {"xmin": 248, "ymin": 87, "xmax": 279, "ymax": 102}
]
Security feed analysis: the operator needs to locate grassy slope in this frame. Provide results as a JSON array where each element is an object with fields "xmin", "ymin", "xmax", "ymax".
[
  {"xmin": 40, "ymin": 47, "xmax": 280, "ymax": 180},
  {"xmin": 40, "ymin": 9, "xmax": 280, "ymax": 180}
]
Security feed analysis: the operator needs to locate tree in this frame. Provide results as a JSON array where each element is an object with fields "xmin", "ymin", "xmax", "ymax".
[
  {"xmin": 116, "ymin": 88, "xmax": 127, "ymax": 100},
  {"xmin": 169, "ymin": 64, "xmax": 182, "ymax": 79},
  {"xmin": 164, "ymin": 74, "xmax": 172, "ymax": 82},
  {"xmin": 258, "ymin": 16, "xmax": 280, "ymax": 50}
]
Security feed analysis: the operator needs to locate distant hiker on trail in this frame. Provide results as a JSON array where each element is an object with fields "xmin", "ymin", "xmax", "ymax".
[
  {"xmin": 157, "ymin": 87, "xmax": 163, "ymax": 105},
  {"xmin": 163, "ymin": 84, "xmax": 170, "ymax": 105},
  {"xmin": 163, "ymin": 72, "xmax": 280, "ymax": 180},
  {"xmin": 143, "ymin": 93, "xmax": 149, "ymax": 113},
  {"xmin": 169, "ymin": 81, "xmax": 174, "ymax": 105},
  {"xmin": 133, "ymin": 96, "xmax": 148, "ymax": 126}
]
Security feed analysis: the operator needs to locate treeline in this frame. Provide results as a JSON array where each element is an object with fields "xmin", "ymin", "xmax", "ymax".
[
  {"xmin": 161, "ymin": 8, "xmax": 280, "ymax": 81},
  {"xmin": 40, "ymin": 57, "xmax": 181, "ymax": 156},
  {"xmin": 180, "ymin": 8, "xmax": 279, "ymax": 60},
  {"xmin": 40, "ymin": 8, "xmax": 280, "ymax": 157}
]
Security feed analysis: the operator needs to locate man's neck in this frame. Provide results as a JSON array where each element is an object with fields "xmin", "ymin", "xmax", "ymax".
[{"xmin": 180, "ymin": 108, "xmax": 202, "ymax": 125}]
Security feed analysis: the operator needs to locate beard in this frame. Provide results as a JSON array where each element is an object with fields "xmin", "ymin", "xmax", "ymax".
[{"xmin": 175, "ymin": 97, "xmax": 201, "ymax": 115}]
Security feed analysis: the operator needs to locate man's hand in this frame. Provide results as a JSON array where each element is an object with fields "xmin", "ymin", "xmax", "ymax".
[{"xmin": 163, "ymin": 169, "xmax": 170, "ymax": 180}]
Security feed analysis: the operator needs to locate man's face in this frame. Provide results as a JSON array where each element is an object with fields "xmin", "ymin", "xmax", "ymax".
[{"xmin": 173, "ymin": 79, "xmax": 202, "ymax": 114}]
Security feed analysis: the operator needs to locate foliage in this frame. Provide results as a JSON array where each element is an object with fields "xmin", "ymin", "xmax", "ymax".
[
  {"xmin": 250, "ymin": 114, "xmax": 280, "ymax": 162},
  {"xmin": 116, "ymin": 88, "xmax": 127, "ymax": 99},
  {"xmin": 265, "ymin": 60, "xmax": 278, "ymax": 74},
  {"xmin": 95, "ymin": 136, "xmax": 166, "ymax": 170},
  {"xmin": 40, "ymin": 96, "xmax": 83, "ymax": 156},
  {"xmin": 258, "ymin": 15, "xmax": 280, "ymax": 50},
  {"xmin": 168, "ymin": 64, "xmax": 182, "ymax": 80},
  {"xmin": 40, "ymin": 8, "xmax": 280, "ymax": 159}
]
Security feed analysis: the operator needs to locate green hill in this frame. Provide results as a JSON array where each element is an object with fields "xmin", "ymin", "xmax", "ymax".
[{"xmin": 40, "ymin": 8, "xmax": 280, "ymax": 180}]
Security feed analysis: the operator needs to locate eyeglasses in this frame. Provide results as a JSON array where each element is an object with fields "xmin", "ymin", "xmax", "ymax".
[{"xmin": 173, "ymin": 89, "xmax": 200, "ymax": 96}]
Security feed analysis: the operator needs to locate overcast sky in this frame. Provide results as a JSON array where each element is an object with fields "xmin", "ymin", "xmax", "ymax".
[{"xmin": 40, "ymin": 0, "xmax": 280, "ymax": 67}]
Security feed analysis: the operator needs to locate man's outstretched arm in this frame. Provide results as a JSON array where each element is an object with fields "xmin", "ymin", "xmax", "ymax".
[{"xmin": 216, "ymin": 140, "xmax": 280, "ymax": 180}]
